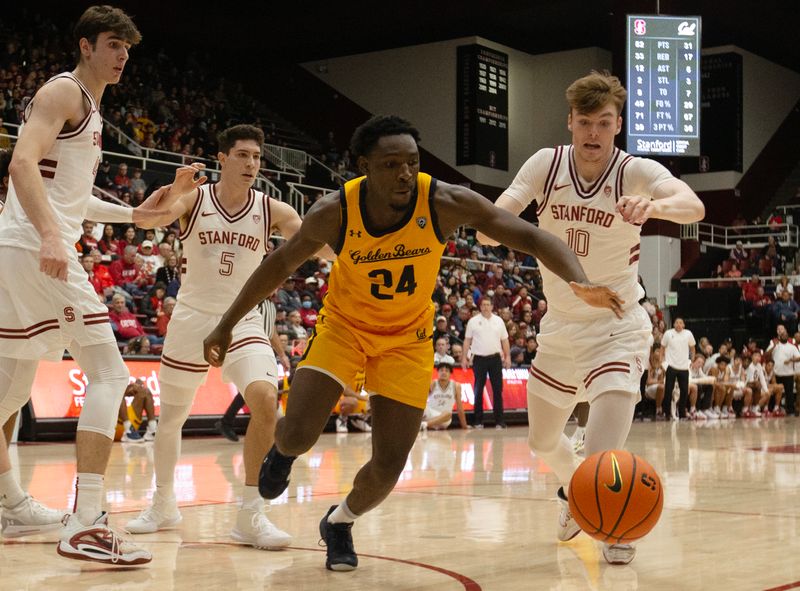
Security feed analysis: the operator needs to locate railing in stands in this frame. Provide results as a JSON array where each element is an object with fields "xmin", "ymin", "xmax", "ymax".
[
  {"xmin": 680, "ymin": 222, "xmax": 799, "ymax": 249},
  {"xmin": 680, "ymin": 274, "xmax": 793, "ymax": 287},
  {"xmin": 287, "ymin": 181, "xmax": 334, "ymax": 215}
]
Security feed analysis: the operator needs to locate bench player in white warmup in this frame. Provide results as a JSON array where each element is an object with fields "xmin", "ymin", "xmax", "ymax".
[
  {"xmin": 127, "ymin": 124, "xmax": 323, "ymax": 549},
  {"xmin": 479, "ymin": 71, "xmax": 704, "ymax": 564},
  {"xmin": 0, "ymin": 6, "xmax": 204, "ymax": 565}
]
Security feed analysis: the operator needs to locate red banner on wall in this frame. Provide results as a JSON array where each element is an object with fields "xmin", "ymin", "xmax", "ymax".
[{"xmin": 29, "ymin": 360, "xmax": 531, "ymax": 419}]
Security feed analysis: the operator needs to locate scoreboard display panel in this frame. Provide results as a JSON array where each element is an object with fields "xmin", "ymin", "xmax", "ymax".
[{"xmin": 626, "ymin": 15, "xmax": 701, "ymax": 156}]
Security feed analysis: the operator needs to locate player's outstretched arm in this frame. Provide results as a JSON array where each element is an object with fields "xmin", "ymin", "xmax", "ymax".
[
  {"xmin": 204, "ymin": 194, "xmax": 341, "ymax": 366},
  {"xmin": 435, "ymin": 183, "xmax": 623, "ymax": 317},
  {"xmin": 475, "ymin": 194, "xmax": 525, "ymax": 246},
  {"xmin": 617, "ymin": 178, "xmax": 704, "ymax": 225},
  {"xmin": 132, "ymin": 164, "xmax": 206, "ymax": 228}
]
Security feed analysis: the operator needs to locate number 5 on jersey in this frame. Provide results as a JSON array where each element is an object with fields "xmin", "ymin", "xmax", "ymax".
[{"xmin": 368, "ymin": 264, "xmax": 417, "ymax": 300}]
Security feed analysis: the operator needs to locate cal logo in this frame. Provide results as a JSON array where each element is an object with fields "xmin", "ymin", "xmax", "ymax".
[
  {"xmin": 416, "ymin": 216, "xmax": 427, "ymax": 229},
  {"xmin": 416, "ymin": 327, "xmax": 428, "ymax": 340}
]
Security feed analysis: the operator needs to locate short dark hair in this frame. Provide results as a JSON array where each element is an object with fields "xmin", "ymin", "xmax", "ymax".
[
  {"xmin": 217, "ymin": 124, "xmax": 265, "ymax": 155},
  {"xmin": 349, "ymin": 115, "xmax": 421, "ymax": 159},
  {"xmin": 436, "ymin": 361, "xmax": 453, "ymax": 371},
  {"xmin": 74, "ymin": 5, "xmax": 142, "ymax": 50}
]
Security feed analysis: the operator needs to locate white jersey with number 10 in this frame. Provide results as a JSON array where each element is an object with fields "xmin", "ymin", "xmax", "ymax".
[
  {"xmin": 503, "ymin": 145, "xmax": 673, "ymax": 319},
  {"xmin": 178, "ymin": 183, "xmax": 271, "ymax": 315}
]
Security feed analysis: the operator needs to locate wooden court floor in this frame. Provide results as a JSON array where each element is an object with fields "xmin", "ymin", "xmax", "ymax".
[{"xmin": 2, "ymin": 418, "xmax": 800, "ymax": 590}]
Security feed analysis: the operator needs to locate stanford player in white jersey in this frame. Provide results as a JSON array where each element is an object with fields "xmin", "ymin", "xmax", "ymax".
[
  {"xmin": 480, "ymin": 71, "xmax": 704, "ymax": 565},
  {"xmin": 0, "ymin": 6, "xmax": 202, "ymax": 565},
  {"xmin": 126, "ymin": 124, "xmax": 332, "ymax": 549}
]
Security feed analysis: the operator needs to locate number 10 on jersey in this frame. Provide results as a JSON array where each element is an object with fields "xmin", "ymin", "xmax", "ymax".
[{"xmin": 565, "ymin": 228, "xmax": 590, "ymax": 257}]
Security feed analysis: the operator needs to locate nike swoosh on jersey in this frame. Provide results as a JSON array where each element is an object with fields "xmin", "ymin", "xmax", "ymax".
[
  {"xmin": 553, "ymin": 183, "xmax": 571, "ymax": 191},
  {"xmin": 201, "ymin": 211, "xmax": 216, "ymax": 217},
  {"xmin": 604, "ymin": 453, "xmax": 623, "ymax": 493}
]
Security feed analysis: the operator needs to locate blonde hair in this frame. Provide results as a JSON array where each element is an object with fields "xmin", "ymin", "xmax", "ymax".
[{"xmin": 566, "ymin": 70, "xmax": 627, "ymax": 115}]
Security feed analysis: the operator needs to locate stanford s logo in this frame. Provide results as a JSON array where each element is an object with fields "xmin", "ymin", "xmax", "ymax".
[
  {"xmin": 604, "ymin": 453, "xmax": 623, "ymax": 493},
  {"xmin": 63, "ymin": 307, "xmax": 76, "ymax": 323},
  {"xmin": 416, "ymin": 328, "xmax": 428, "ymax": 340},
  {"xmin": 416, "ymin": 217, "xmax": 427, "ymax": 229}
]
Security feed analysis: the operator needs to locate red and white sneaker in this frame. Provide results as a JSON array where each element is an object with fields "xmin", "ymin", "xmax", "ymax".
[{"xmin": 57, "ymin": 512, "xmax": 152, "ymax": 565}]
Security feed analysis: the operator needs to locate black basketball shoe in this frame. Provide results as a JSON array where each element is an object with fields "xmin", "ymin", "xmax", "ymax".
[
  {"xmin": 258, "ymin": 445, "xmax": 296, "ymax": 499},
  {"xmin": 319, "ymin": 505, "xmax": 358, "ymax": 571}
]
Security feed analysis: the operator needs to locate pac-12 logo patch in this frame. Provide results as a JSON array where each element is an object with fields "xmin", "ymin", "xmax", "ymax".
[
  {"xmin": 252, "ymin": 214, "xmax": 261, "ymax": 224},
  {"xmin": 416, "ymin": 217, "xmax": 427, "ymax": 229}
]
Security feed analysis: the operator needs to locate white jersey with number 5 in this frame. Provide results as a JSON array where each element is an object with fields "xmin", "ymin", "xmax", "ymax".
[
  {"xmin": 178, "ymin": 183, "xmax": 271, "ymax": 315},
  {"xmin": 503, "ymin": 145, "xmax": 673, "ymax": 319}
]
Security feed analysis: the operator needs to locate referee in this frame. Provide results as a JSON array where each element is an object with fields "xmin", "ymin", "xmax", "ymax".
[
  {"xmin": 215, "ymin": 297, "xmax": 290, "ymax": 441},
  {"xmin": 462, "ymin": 297, "xmax": 510, "ymax": 429}
]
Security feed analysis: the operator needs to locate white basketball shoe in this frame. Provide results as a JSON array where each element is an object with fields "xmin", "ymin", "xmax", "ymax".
[
  {"xmin": 231, "ymin": 509, "xmax": 292, "ymax": 550},
  {"xmin": 1, "ymin": 495, "xmax": 65, "ymax": 537},
  {"xmin": 125, "ymin": 494, "xmax": 182, "ymax": 534},
  {"xmin": 58, "ymin": 512, "xmax": 152, "ymax": 565},
  {"xmin": 557, "ymin": 487, "xmax": 581, "ymax": 541},
  {"xmin": 603, "ymin": 543, "xmax": 636, "ymax": 565}
]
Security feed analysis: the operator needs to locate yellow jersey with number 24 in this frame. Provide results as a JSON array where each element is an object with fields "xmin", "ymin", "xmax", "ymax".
[{"xmin": 323, "ymin": 173, "xmax": 446, "ymax": 335}]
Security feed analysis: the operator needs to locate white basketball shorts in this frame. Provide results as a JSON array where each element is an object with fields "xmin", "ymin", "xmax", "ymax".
[
  {"xmin": 158, "ymin": 301, "xmax": 278, "ymax": 404},
  {"xmin": 528, "ymin": 305, "xmax": 653, "ymax": 409},
  {"xmin": 0, "ymin": 246, "xmax": 115, "ymax": 361}
]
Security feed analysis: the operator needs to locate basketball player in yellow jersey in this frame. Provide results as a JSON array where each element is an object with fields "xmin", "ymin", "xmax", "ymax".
[{"xmin": 203, "ymin": 115, "xmax": 622, "ymax": 572}]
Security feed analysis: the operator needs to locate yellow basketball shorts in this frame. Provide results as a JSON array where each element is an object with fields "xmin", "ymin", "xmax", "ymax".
[{"xmin": 298, "ymin": 312, "xmax": 433, "ymax": 409}]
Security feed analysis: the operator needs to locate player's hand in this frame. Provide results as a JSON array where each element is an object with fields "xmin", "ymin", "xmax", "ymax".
[
  {"xmin": 279, "ymin": 352, "xmax": 291, "ymax": 371},
  {"xmin": 39, "ymin": 239, "xmax": 69, "ymax": 281},
  {"xmin": 569, "ymin": 282, "xmax": 624, "ymax": 319},
  {"xmin": 204, "ymin": 323, "xmax": 233, "ymax": 367},
  {"xmin": 616, "ymin": 195, "xmax": 655, "ymax": 226},
  {"xmin": 132, "ymin": 164, "xmax": 206, "ymax": 228}
]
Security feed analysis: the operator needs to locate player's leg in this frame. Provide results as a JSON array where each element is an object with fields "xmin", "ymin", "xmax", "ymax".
[
  {"xmin": 226, "ymin": 350, "xmax": 291, "ymax": 550},
  {"xmin": 260, "ymin": 314, "xmax": 362, "ymax": 500},
  {"xmin": 662, "ymin": 367, "xmax": 677, "ymax": 418},
  {"xmin": 688, "ymin": 383, "xmax": 698, "ymax": 418},
  {"xmin": 675, "ymin": 369, "xmax": 690, "ymax": 419},
  {"xmin": 125, "ymin": 386, "xmax": 195, "ymax": 532},
  {"xmin": 59, "ymin": 341, "xmax": 150, "ymax": 564},
  {"xmin": 0, "ymin": 357, "xmax": 65, "ymax": 537},
  {"xmin": 260, "ymin": 368, "xmax": 344, "ymax": 498},
  {"xmin": 585, "ymin": 389, "xmax": 639, "ymax": 566},
  {"xmin": 318, "ymin": 395, "xmax": 422, "ymax": 571}
]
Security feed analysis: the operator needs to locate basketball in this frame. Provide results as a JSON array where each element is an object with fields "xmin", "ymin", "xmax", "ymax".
[{"xmin": 568, "ymin": 450, "xmax": 663, "ymax": 544}]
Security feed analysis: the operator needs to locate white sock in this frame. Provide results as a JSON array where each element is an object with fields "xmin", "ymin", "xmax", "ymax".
[
  {"xmin": 75, "ymin": 472, "xmax": 104, "ymax": 525},
  {"xmin": 241, "ymin": 485, "xmax": 263, "ymax": 512},
  {"xmin": 0, "ymin": 469, "xmax": 25, "ymax": 508},
  {"xmin": 327, "ymin": 500, "xmax": 358, "ymax": 524},
  {"xmin": 123, "ymin": 420, "xmax": 132, "ymax": 431},
  {"xmin": 147, "ymin": 419, "xmax": 158, "ymax": 433}
]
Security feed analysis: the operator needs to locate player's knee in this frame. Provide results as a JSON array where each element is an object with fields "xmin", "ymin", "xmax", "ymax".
[
  {"xmin": 370, "ymin": 450, "xmax": 408, "ymax": 483},
  {"xmin": 243, "ymin": 384, "xmax": 277, "ymax": 415},
  {"xmin": 277, "ymin": 419, "xmax": 317, "ymax": 455}
]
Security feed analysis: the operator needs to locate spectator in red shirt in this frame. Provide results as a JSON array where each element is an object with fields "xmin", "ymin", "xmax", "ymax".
[
  {"xmin": 492, "ymin": 283, "xmax": 511, "ymax": 311},
  {"xmin": 108, "ymin": 294, "xmax": 163, "ymax": 345},
  {"xmin": 156, "ymin": 296, "xmax": 176, "ymax": 337},
  {"xmin": 511, "ymin": 286, "xmax": 534, "ymax": 319},
  {"xmin": 114, "ymin": 162, "xmax": 131, "ymax": 190},
  {"xmin": 299, "ymin": 294, "xmax": 319, "ymax": 329},
  {"xmin": 742, "ymin": 275, "xmax": 762, "ymax": 303},
  {"xmin": 140, "ymin": 282, "xmax": 167, "ymax": 325},
  {"xmin": 81, "ymin": 254, "xmax": 114, "ymax": 300},
  {"xmin": 77, "ymin": 220, "xmax": 99, "ymax": 254},
  {"xmin": 98, "ymin": 223, "xmax": 121, "ymax": 259},
  {"xmin": 110, "ymin": 245, "xmax": 148, "ymax": 296},
  {"xmin": 118, "ymin": 225, "xmax": 139, "ymax": 253}
]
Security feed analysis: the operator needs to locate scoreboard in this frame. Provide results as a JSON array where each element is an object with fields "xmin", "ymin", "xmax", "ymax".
[{"xmin": 626, "ymin": 15, "xmax": 701, "ymax": 156}]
